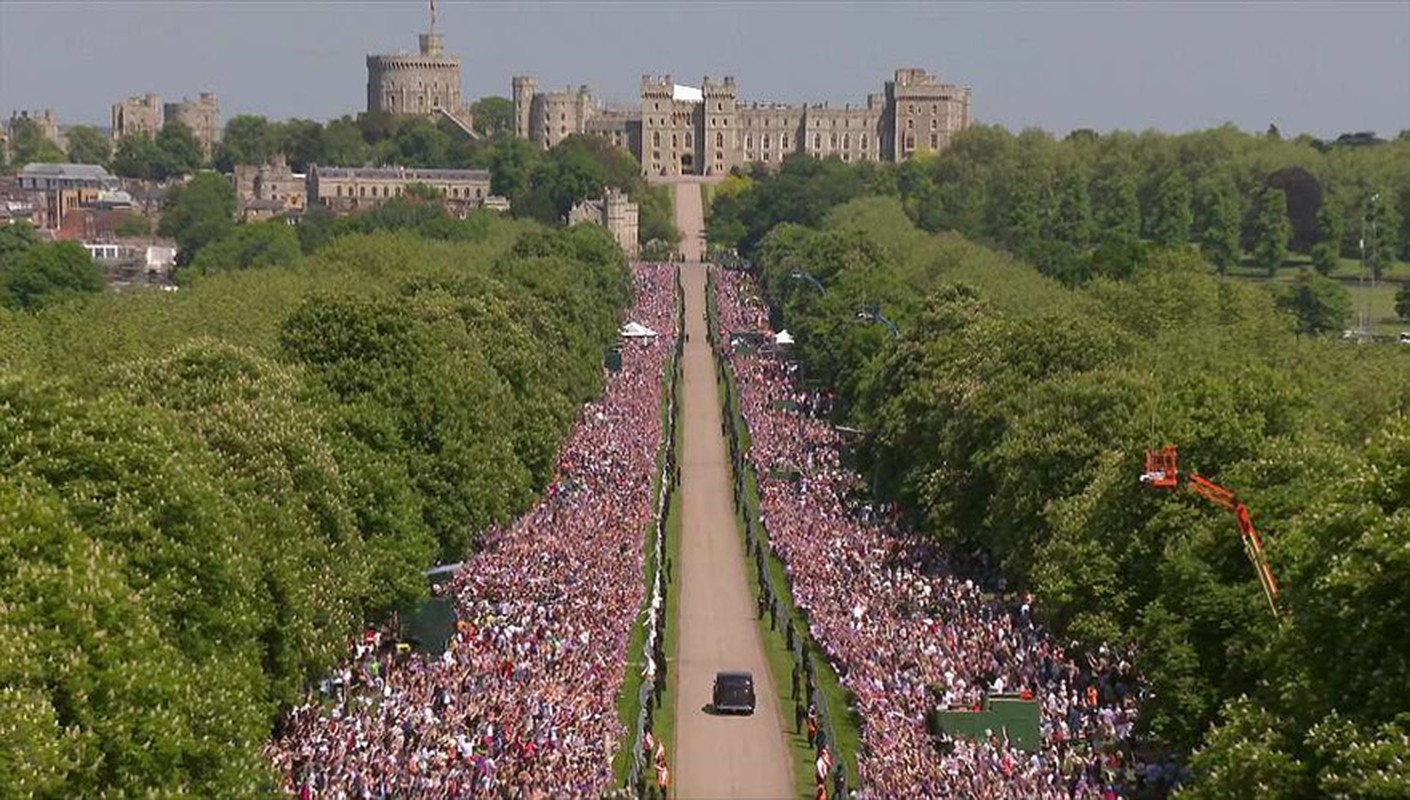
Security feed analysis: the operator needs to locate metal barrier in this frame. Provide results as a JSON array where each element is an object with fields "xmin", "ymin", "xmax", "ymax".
[
  {"xmin": 625, "ymin": 267, "xmax": 685, "ymax": 797},
  {"xmin": 709, "ymin": 266, "xmax": 853, "ymax": 797}
]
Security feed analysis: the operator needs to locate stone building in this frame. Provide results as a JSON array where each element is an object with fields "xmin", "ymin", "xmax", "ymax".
[
  {"xmin": 164, "ymin": 93, "xmax": 221, "ymax": 157},
  {"xmin": 6, "ymin": 109, "xmax": 67, "ymax": 155},
  {"xmin": 366, "ymin": 3, "xmax": 475, "ymax": 135},
  {"xmin": 17, "ymin": 162, "xmax": 121, "ymax": 230},
  {"xmin": 233, "ymin": 154, "xmax": 307, "ymax": 219},
  {"xmin": 568, "ymin": 188, "xmax": 639, "ymax": 257},
  {"xmin": 308, "ymin": 165, "xmax": 491, "ymax": 215},
  {"xmin": 512, "ymin": 68, "xmax": 971, "ymax": 176},
  {"xmin": 112, "ymin": 94, "xmax": 164, "ymax": 141}
]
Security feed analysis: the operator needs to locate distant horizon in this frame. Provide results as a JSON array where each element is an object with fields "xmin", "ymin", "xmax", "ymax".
[{"xmin": 2, "ymin": 1, "xmax": 1406, "ymax": 141}]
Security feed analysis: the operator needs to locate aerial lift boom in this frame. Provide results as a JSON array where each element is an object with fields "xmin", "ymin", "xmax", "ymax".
[{"xmin": 1141, "ymin": 446, "xmax": 1281, "ymax": 617}]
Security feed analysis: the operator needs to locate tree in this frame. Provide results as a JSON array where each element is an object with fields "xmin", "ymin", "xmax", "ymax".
[
  {"xmin": 187, "ymin": 220, "xmax": 302, "ymax": 277},
  {"xmin": 1253, "ymin": 187, "xmax": 1292, "ymax": 276},
  {"xmin": 2, "ymin": 241, "xmax": 104, "ymax": 310},
  {"xmin": 1049, "ymin": 170, "xmax": 1094, "ymax": 247},
  {"xmin": 1311, "ymin": 202, "xmax": 1343, "ymax": 275},
  {"xmin": 7, "ymin": 116, "xmax": 65, "ymax": 166},
  {"xmin": 155, "ymin": 120, "xmax": 205, "ymax": 178},
  {"xmin": 320, "ymin": 117, "xmax": 370, "ymax": 167},
  {"xmin": 111, "ymin": 134, "xmax": 162, "ymax": 179},
  {"xmin": 471, "ymin": 96, "xmax": 515, "ymax": 139},
  {"xmin": 1395, "ymin": 282, "xmax": 1410, "ymax": 321},
  {"xmin": 1095, "ymin": 171, "xmax": 1142, "ymax": 242},
  {"xmin": 0, "ymin": 220, "xmax": 41, "ymax": 269},
  {"xmin": 157, "ymin": 172, "xmax": 236, "ymax": 265},
  {"xmin": 64, "ymin": 124, "xmax": 111, "ymax": 165},
  {"xmin": 1150, "ymin": 171, "xmax": 1193, "ymax": 249},
  {"xmin": 273, "ymin": 118, "xmax": 325, "ymax": 172},
  {"xmin": 1196, "ymin": 180, "xmax": 1242, "ymax": 272},
  {"xmin": 217, "ymin": 114, "xmax": 275, "ymax": 169},
  {"xmin": 114, "ymin": 213, "xmax": 152, "ymax": 238},
  {"xmin": 1273, "ymin": 269, "xmax": 1352, "ymax": 334}
]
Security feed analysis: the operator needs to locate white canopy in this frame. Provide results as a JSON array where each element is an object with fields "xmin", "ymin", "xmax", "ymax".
[
  {"xmin": 774, "ymin": 330, "xmax": 796, "ymax": 345},
  {"xmin": 672, "ymin": 84, "xmax": 703, "ymax": 103},
  {"xmin": 620, "ymin": 321, "xmax": 659, "ymax": 338}
]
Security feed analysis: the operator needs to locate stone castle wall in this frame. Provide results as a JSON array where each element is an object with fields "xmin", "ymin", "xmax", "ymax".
[{"xmin": 513, "ymin": 68, "xmax": 972, "ymax": 176}]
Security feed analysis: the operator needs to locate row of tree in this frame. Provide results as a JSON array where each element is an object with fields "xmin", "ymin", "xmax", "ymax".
[
  {"xmin": 709, "ymin": 126, "xmax": 1410, "ymax": 284},
  {"xmin": 0, "ymin": 211, "xmax": 632, "ymax": 795},
  {"xmin": 737, "ymin": 193, "xmax": 1410, "ymax": 797}
]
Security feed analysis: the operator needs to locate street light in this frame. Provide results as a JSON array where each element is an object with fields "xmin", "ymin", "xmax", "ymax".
[
  {"xmin": 791, "ymin": 269, "xmax": 827, "ymax": 296},
  {"xmin": 1358, "ymin": 192, "xmax": 1381, "ymax": 340},
  {"xmin": 856, "ymin": 304, "xmax": 900, "ymax": 338}
]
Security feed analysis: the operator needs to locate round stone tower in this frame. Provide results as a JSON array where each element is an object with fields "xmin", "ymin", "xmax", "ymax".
[{"xmin": 366, "ymin": 4, "xmax": 463, "ymax": 116}]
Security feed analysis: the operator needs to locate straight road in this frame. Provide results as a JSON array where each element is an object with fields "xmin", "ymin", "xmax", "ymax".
[{"xmin": 670, "ymin": 182, "xmax": 794, "ymax": 799}]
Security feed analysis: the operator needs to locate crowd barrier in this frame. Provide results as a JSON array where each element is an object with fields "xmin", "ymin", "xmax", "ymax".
[
  {"xmin": 625, "ymin": 267, "xmax": 686, "ymax": 797},
  {"xmin": 707, "ymin": 266, "xmax": 852, "ymax": 798}
]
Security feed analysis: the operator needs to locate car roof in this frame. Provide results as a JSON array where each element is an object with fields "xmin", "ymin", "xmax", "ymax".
[{"xmin": 715, "ymin": 670, "xmax": 753, "ymax": 680}]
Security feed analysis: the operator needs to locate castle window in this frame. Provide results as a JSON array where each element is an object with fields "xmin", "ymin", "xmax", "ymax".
[
  {"xmin": 905, "ymin": 134, "xmax": 914, "ymax": 151},
  {"xmin": 653, "ymin": 131, "xmax": 660, "ymax": 147},
  {"xmin": 782, "ymin": 134, "xmax": 789, "ymax": 149},
  {"xmin": 861, "ymin": 134, "xmax": 868, "ymax": 151},
  {"xmin": 717, "ymin": 103, "xmax": 722, "ymax": 111},
  {"xmin": 931, "ymin": 133, "xmax": 939, "ymax": 149},
  {"xmin": 763, "ymin": 151, "xmax": 770, "ymax": 162},
  {"xmin": 932, "ymin": 104, "xmax": 939, "ymax": 115},
  {"xmin": 672, "ymin": 134, "xmax": 678, "ymax": 148},
  {"xmin": 745, "ymin": 134, "xmax": 753, "ymax": 149},
  {"xmin": 907, "ymin": 118, "xmax": 914, "ymax": 130},
  {"xmin": 762, "ymin": 134, "xmax": 770, "ymax": 149},
  {"xmin": 359, "ymin": 186, "xmax": 366, "ymax": 197},
  {"xmin": 844, "ymin": 134, "xmax": 851, "ymax": 149},
  {"xmin": 336, "ymin": 185, "xmax": 343, "ymax": 197},
  {"xmin": 813, "ymin": 133, "xmax": 821, "ymax": 149},
  {"xmin": 830, "ymin": 133, "xmax": 837, "ymax": 147},
  {"xmin": 716, "ymin": 132, "xmax": 724, "ymax": 147},
  {"xmin": 654, "ymin": 102, "xmax": 660, "ymax": 111},
  {"xmin": 931, "ymin": 118, "xmax": 937, "ymax": 131}
]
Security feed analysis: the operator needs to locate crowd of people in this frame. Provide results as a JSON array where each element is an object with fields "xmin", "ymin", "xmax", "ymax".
[
  {"xmin": 267, "ymin": 263, "xmax": 679, "ymax": 799},
  {"xmin": 714, "ymin": 267, "xmax": 1147, "ymax": 799}
]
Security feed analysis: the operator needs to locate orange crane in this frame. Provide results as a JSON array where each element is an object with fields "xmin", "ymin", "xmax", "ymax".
[{"xmin": 1141, "ymin": 445, "xmax": 1281, "ymax": 617}]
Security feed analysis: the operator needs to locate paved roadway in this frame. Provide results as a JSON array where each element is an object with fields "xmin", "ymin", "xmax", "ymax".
[{"xmin": 670, "ymin": 181, "xmax": 795, "ymax": 799}]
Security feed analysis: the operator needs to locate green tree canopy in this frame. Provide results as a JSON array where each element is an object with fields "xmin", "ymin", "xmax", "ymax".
[
  {"xmin": 7, "ymin": 116, "xmax": 65, "ymax": 167},
  {"xmin": 1253, "ymin": 187, "xmax": 1292, "ymax": 275},
  {"xmin": 2, "ymin": 240, "xmax": 104, "ymax": 311},
  {"xmin": 63, "ymin": 124, "xmax": 111, "ymax": 165},
  {"xmin": 157, "ymin": 172, "xmax": 237, "ymax": 265},
  {"xmin": 217, "ymin": 114, "xmax": 276, "ymax": 170},
  {"xmin": 155, "ymin": 120, "xmax": 206, "ymax": 178},
  {"xmin": 471, "ymin": 96, "xmax": 515, "ymax": 139}
]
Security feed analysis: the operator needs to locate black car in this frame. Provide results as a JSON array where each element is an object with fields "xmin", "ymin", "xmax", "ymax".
[{"xmin": 712, "ymin": 670, "xmax": 756, "ymax": 714}]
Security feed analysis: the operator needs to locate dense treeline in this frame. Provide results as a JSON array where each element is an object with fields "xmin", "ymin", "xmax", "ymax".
[
  {"xmin": 0, "ymin": 213, "xmax": 630, "ymax": 795},
  {"xmin": 710, "ymin": 126, "xmax": 1410, "ymax": 289},
  {"xmin": 741, "ymin": 193, "xmax": 1410, "ymax": 797}
]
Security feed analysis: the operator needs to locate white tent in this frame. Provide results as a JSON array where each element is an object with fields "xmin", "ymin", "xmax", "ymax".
[
  {"xmin": 774, "ymin": 330, "xmax": 796, "ymax": 345},
  {"xmin": 672, "ymin": 84, "xmax": 703, "ymax": 103},
  {"xmin": 620, "ymin": 321, "xmax": 659, "ymax": 338}
]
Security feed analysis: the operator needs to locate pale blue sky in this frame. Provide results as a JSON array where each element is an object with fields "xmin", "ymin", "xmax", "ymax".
[{"xmin": 1, "ymin": 1, "xmax": 1407, "ymax": 138}]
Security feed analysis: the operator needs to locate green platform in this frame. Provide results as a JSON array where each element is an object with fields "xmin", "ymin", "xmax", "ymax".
[{"xmin": 927, "ymin": 692, "xmax": 1042, "ymax": 751}]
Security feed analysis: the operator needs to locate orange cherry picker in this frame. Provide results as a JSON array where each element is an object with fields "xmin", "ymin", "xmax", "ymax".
[{"xmin": 1140, "ymin": 446, "xmax": 1281, "ymax": 617}]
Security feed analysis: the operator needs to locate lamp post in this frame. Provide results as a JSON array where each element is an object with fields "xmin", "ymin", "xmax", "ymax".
[
  {"xmin": 856, "ymin": 304, "xmax": 900, "ymax": 338},
  {"xmin": 791, "ymin": 269, "xmax": 827, "ymax": 296}
]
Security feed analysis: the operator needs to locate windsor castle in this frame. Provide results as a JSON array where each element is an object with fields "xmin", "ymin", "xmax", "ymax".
[{"xmin": 365, "ymin": 8, "xmax": 972, "ymax": 178}]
